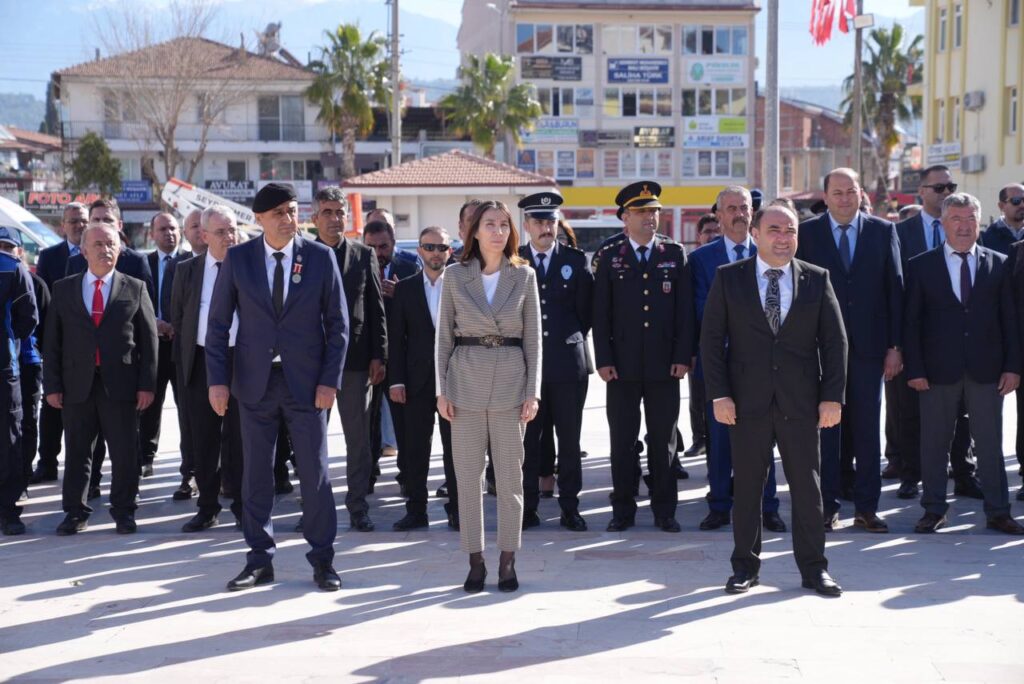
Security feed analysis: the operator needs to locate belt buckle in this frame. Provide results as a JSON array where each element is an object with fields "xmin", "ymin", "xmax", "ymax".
[{"xmin": 480, "ymin": 334, "xmax": 503, "ymax": 348}]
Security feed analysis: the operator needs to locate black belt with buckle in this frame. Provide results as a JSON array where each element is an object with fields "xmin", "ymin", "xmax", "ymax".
[{"xmin": 454, "ymin": 335, "xmax": 522, "ymax": 349}]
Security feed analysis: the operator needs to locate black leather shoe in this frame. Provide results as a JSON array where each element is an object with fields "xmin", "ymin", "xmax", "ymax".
[
  {"xmin": 447, "ymin": 512, "xmax": 460, "ymax": 530},
  {"xmin": 393, "ymin": 513, "xmax": 429, "ymax": 531},
  {"xmin": 87, "ymin": 486, "xmax": 101, "ymax": 501},
  {"xmin": 762, "ymin": 511, "xmax": 787, "ymax": 533},
  {"xmin": 559, "ymin": 511, "xmax": 587, "ymax": 531},
  {"xmin": 464, "ymin": 563, "xmax": 487, "ymax": 593},
  {"xmin": 606, "ymin": 516, "xmax": 634, "ymax": 532},
  {"xmin": 802, "ymin": 569, "xmax": 842, "ymax": 596},
  {"xmin": 954, "ymin": 477, "xmax": 985, "ymax": 500},
  {"xmin": 275, "ymin": 478, "xmax": 294, "ymax": 495},
  {"xmin": 1017, "ymin": 487, "xmax": 1024, "ymax": 502},
  {"xmin": 172, "ymin": 479, "xmax": 196, "ymax": 501},
  {"xmin": 914, "ymin": 512, "xmax": 947, "ymax": 533},
  {"xmin": 1, "ymin": 517, "xmax": 26, "ymax": 535},
  {"xmin": 114, "ymin": 516, "xmax": 137, "ymax": 534},
  {"xmin": 522, "ymin": 510, "xmax": 541, "ymax": 530},
  {"xmin": 436, "ymin": 483, "xmax": 449, "ymax": 498},
  {"xmin": 853, "ymin": 511, "xmax": 888, "ymax": 533},
  {"xmin": 683, "ymin": 440, "xmax": 706, "ymax": 458},
  {"xmin": 350, "ymin": 512, "xmax": 375, "ymax": 532},
  {"xmin": 498, "ymin": 558, "xmax": 518, "ymax": 592},
  {"xmin": 227, "ymin": 564, "xmax": 274, "ymax": 591},
  {"xmin": 881, "ymin": 462, "xmax": 900, "ymax": 480},
  {"xmin": 897, "ymin": 481, "xmax": 920, "ymax": 499},
  {"xmin": 182, "ymin": 512, "xmax": 219, "ymax": 533},
  {"xmin": 725, "ymin": 573, "xmax": 759, "ymax": 594},
  {"xmin": 986, "ymin": 514, "xmax": 1024, "ymax": 535},
  {"xmin": 140, "ymin": 464, "xmax": 154, "ymax": 478},
  {"xmin": 56, "ymin": 514, "xmax": 88, "ymax": 536},
  {"xmin": 655, "ymin": 517, "xmax": 681, "ymax": 533},
  {"xmin": 672, "ymin": 462, "xmax": 690, "ymax": 480},
  {"xmin": 29, "ymin": 468, "xmax": 57, "ymax": 484},
  {"xmin": 823, "ymin": 511, "xmax": 839, "ymax": 532},
  {"xmin": 700, "ymin": 510, "xmax": 731, "ymax": 530},
  {"xmin": 313, "ymin": 562, "xmax": 342, "ymax": 591}
]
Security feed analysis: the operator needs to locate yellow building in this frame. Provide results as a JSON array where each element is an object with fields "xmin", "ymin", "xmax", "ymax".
[{"xmin": 913, "ymin": 0, "xmax": 1024, "ymax": 218}]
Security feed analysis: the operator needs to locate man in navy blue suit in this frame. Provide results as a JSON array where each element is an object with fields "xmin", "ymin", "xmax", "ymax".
[
  {"xmin": 689, "ymin": 186, "xmax": 784, "ymax": 533},
  {"xmin": 206, "ymin": 183, "xmax": 348, "ymax": 592},
  {"xmin": 796, "ymin": 168, "xmax": 903, "ymax": 533}
]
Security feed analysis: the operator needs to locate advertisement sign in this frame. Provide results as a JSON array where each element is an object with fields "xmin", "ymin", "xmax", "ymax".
[
  {"xmin": 204, "ymin": 180, "xmax": 256, "ymax": 203},
  {"xmin": 926, "ymin": 142, "xmax": 961, "ymax": 170},
  {"xmin": 576, "ymin": 149, "xmax": 595, "ymax": 179},
  {"xmin": 682, "ymin": 116, "xmax": 748, "ymax": 134},
  {"xmin": 257, "ymin": 179, "xmax": 312, "ymax": 204},
  {"xmin": 23, "ymin": 190, "xmax": 102, "ymax": 213},
  {"xmin": 517, "ymin": 149, "xmax": 537, "ymax": 173},
  {"xmin": 634, "ymin": 126, "xmax": 675, "ymax": 148},
  {"xmin": 521, "ymin": 56, "xmax": 582, "ymax": 81},
  {"xmin": 521, "ymin": 118, "xmax": 579, "ymax": 145},
  {"xmin": 115, "ymin": 180, "xmax": 153, "ymax": 205},
  {"xmin": 578, "ymin": 129, "xmax": 633, "ymax": 148},
  {"xmin": 683, "ymin": 58, "xmax": 747, "ymax": 85},
  {"xmin": 556, "ymin": 150, "xmax": 575, "ymax": 179},
  {"xmin": 536, "ymin": 150, "xmax": 555, "ymax": 178},
  {"xmin": 681, "ymin": 134, "xmax": 749, "ymax": 149},
  {"xmin": 607, "ymin": 58, "xmax": 669, "ymax": 84},
  {"xmin": 0, "ymin": 180, "xmax": 20, "ymax": 204}
]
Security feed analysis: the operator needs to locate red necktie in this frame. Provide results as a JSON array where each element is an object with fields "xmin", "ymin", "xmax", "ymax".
[{"xmin": 92, "ymin": 279, "xmax": 104, "ymax": 365}]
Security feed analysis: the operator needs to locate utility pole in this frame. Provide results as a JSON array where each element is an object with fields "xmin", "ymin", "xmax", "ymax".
[
  {"xmin": 765, "ymin": 0, "xmax": 779, "ymax": 202},
  {"xmin": 390, "ymin": 0, "xmax": 402, "ymax": 168},
  {"xmin": 852, "ymin": 0, "xmax": 864, "ymax": 179}
]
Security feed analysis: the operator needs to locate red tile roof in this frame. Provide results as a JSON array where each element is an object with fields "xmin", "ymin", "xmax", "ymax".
[
  {"xmin": 342, "ymin": 150, "xmax": 556, "ymax": 188},
  {"xmin": 0, "ymin": 126, "xmax": 61, "ymax": 153}
]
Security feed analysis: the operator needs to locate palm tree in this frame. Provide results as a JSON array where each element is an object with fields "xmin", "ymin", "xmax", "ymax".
[
  {"xmin": 306, "ymin": 24, "xmax": 390, "ymax": 179},
  {"xmin": 440, "ymin": 53, "xmax": 542, "ymax": 161},
  {"xmin": 841, "ymin": 24, "xmax": 923, "ymax": 203}
]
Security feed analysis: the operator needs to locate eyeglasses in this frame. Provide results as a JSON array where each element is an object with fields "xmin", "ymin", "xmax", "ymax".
[
  {"xmin": 419, "ymin": 243, "xmax": 450, "ymax": 252},
  {"xmin": 1006, "ymin": 196, "xmax": 1024, "ymax": 206},
  {"xmin": 922, "ymin": 182, "xmax": 958, "ymax": 193}
]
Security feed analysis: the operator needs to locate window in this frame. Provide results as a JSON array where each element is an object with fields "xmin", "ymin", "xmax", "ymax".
[
  {"xmin": 935, "ymin": 99, "xmax": 946, "ymax": 142},
  {"xmin": 782, "ymin": 155, "xmax": 793, "ymax": 189},
  {"xmin": 1012, "ymin": 0, "xmax": 1021, "ymax": 25},
  {"xmin": 731, "ymin": 26, "xmax": 749, "ymax": 55},
  {"xmin": 701, "ymin": 26, "xmax": 714, "ymax": 54},
  {"xmin": 557, "ymin": 25, "xmax": 574, "ymax": 52},
  {"xmin": 1008, "ymin": 87, "xmax": 1019, "ymax": 135},
  {"xmin": 517, "ymin": 24, "xmax": 534, "ymax": 53},
  {"xmin": 682, "ymin": 26, "xmax": 698, "ymax": 55},
  {"xmin": 227, "ymin": 160, "xmax": 247, "ymax": 182},
  {"xmin": 603, "ymin": 87, "xmax": 672, "ymax": 117},
  {"xmin": 639, "ymin": 25, "xmax": 655, "ymax": 53},
  {"xmin": 536, "ymin": 24, "xmax": 553, "ymax": 53},
  {"xmin": 954, "ymin": 4, "xmax": 962, "ymax": 48},
  {"xmin": 953, "ymin": 96, "xmax": 961, "ymax": 139},
  {"xmin": 602, "ymin": 25, "xmax": 632, "ymax": 53},
  {"xmin": 681, "ymin": 87, "xmax": 746, "ymax": 116},
  {"xmin": 259, "ymin": 159, "xmax": 321, "ymax": 181},
  {"xmin": 603, "ymin": 149, "xmax": 672, "ymax": 179},
  {"xmin": 519, "ymin": 24, "xmax": 592, "ymax": 54},
  {"xmin": 684, "ymin": 24, "xmax": 748, "ymax": 55},
  {"xmin": 715, "ymin": 26, "xmax": 730, "ymax": 54},
  {"xmin": 682, "ymin": 150, "xmax": 747, "ymax": 179},
  {"xmin": 258, "ymin": 96, "xmax": 305, "ymax": 142},
  {"xmin": 938, "ymin": 8, "xmax": 947, "ymax": 52},
  {"xmin": 636, "ymin": 25, "xmax": 671, "ymax": 53}
]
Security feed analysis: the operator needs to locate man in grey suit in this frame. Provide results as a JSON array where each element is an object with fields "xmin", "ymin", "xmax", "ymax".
[{"xmin": 207, "ymin": 183, "xmax": 348, "ymax": 592}]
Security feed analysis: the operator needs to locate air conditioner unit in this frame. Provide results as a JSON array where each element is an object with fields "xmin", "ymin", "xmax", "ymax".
[
  {"xmin": 962, "ymin": 154, "xmax": 985, "ymax": 173},
  {"xmin": 963, "ymin": 90, "xmax": 985, "ymax": 111}
]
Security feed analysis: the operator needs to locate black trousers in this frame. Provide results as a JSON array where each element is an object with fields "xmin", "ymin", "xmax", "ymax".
[
  {"xmin": 392, "ymin": 387, "xmax": 455, "ymax": 516},
  {"xmin": 1015, "ymin": 386, "xmax": 1024, "ymax": 473},
  {"xmin": 36, "ymin": 403, "xmax": 106, "ymax": 478},
  {"xmin": 138, "ymin": 339, "xmax": 194, "ymax": 477},
  {"xmin": 687, "ymin": 369, "xmax": 707, "ymax": 446},
  {"xmin": 185, "ymin": 347, "xmax": 242, "ymax": 517},
  {"xmin": 537, "ymin": 411, "xmax": 557, "ymax": 478},
  {"xmin": 730, "ymin": 403, "xmax": 827, "ymax": 579},
  {"xmin": 61, "ymin": 373, "xmax": 139, "ymax": 519},
  {"xmin": 524, "ymin": 380, "xmax": 587, "ymax": 515},
  {"xmin": 0, "ymin": 373, "xmax": 24, "ymax": 520},
  {"xmin": 19, "ymin": 363, "xmax": 41, "ymax": 480},
  {"xmin": 607, "ymin": 378, "xmax": 679, "ymax": 521},
  {"xmin": 273, "ymin": 418, "xmax": 294, "ymax": 483},
  {"xmin": 369, "ymin": 382, "xmax": 385, "ymax": 472}
]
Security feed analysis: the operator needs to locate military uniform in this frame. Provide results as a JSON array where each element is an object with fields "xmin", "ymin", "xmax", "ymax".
[{"xmin": 592, "ymin": 182, "xmax": 694, "ymax": 531}]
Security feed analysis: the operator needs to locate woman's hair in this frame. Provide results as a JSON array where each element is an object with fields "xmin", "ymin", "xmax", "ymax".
[
  {"xmin": 557, "ymin": 218, "xmax": 578, "ymax": 248},
  {"xmin": 460, "ymin": 200, "xmax": 527, "ymax": 267}
]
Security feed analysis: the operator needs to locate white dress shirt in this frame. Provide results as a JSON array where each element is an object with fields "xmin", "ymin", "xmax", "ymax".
[
  {"xmin": 919, "ymin": 208, "xmax": 944, "ymax": 251},
  {"xmin": 83, "ymin": 270, "xmax": 113, "ymax": 315},
  {"xmin": 722, "ymin": 234, "xmax": 752, "ymax": 263},
  {"xmin": 481, "ymin": 271, "xmax": 501, "ymax": 305},
  {"xmin": 943, "ymin": 242, "xmax": 977, "ymax": 303},
  {"xmin": 828, "ymin": 211, "xmax": 861, "ymax": 258},
  {"xmin": 424, "ymin": 270, "xmax": 444, "ymax": 328},
  {"xmin": 197, "ymin": 256, "xmax": 238, "ymax": 347},
  {"xmin": 756, "ymin": 257, "xmax": 794, "ymax": 324},
  {"xmin": 263, "ymin": 237, "xmax": 294, "ymax": 303},
  {"xmin": 628, "ymin": 236, "xmax": 655, "ymax": 263}
]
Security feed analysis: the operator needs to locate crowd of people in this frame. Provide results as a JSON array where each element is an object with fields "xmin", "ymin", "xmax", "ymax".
[{"xmin": 0, "ymin": 164, "xmax": 1022, "ymax": 598}]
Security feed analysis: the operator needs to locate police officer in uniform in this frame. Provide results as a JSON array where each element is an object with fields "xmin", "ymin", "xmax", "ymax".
[
  {"xmin": 517, "ymin": 192, "xmax": 593, "ymax": 532},
  {"xmin": 593, "ymin": 182, "xmax": 694, "ymax": 532}
]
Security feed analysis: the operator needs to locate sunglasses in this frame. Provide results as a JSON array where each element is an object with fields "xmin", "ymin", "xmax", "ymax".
[
  {"xmin": 922, "ymin": 182, "xmax": 958, "ymax": 193},
  {"xmin": 1006, "ymin": 196, "xmax": 1024, "ymax": 206},
  {"xmin": 419, "ymin": 243, "xmax": 450, "ymax": 252}
]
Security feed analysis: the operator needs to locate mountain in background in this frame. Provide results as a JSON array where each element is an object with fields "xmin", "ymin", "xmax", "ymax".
[{"xmin": 0, "ymin": 93, "xmax": 45, "ymax": 131}]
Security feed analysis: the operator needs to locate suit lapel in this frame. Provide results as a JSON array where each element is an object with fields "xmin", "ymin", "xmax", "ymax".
[
  {"xmin": 489, "ymin": 258, "xmax": 517, "ymax": 314},
  {"xmin": 973, "ymin": 248, "xmax": 990, "ymax": 300},
  {"xmin": 818, "ymin": 214, "xmax": 846, "ymax": 271},
  {"xmin": 249, "ymin": 238, "xmax": 276, "ymax": 315},
  {"xmin": 463, "ymin": 259, "xmax": 492, "ymax": 318},
  {"xmin": 98, "ymin": 271, "xmax": 125, "ymax": 328},
  {"xmin": 742, "ymin": 261, "xmax": 775, "ymax": 336},
  {"xmin": 72, "ymin": 273, "xmax": 92, "ymax": 323},
  {"xmin": 777, "ymin": 260, "xmax": 806, "ymax": 335},
  {"xmin": 281, "ymin": 235, "xmax": 305, "ymax": 317},
  {"xmin": 417, "ymin": 275, "xmax": 435, "ymax": 331}
]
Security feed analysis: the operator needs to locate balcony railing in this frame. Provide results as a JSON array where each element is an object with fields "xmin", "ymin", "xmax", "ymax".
[{"xmin": 64, "ymin": 121, "xmax": 327, "ymax": 144}]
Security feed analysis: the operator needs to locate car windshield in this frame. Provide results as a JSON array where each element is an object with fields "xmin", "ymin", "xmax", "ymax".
[{"xmin": 22, "ymin": 220, "xmax": 62, "ymax": 246}]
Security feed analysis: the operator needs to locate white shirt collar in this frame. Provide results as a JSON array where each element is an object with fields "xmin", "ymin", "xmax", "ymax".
[
  {"xmin": 157, "ymin": 248, "xmax": 177, "ymax": 260},
  {"xmin": 628, "ymin": 236, "xmax": 655, "ymax": 252},
  {"xmin": 67, "ymin": 240, "xmax": 80, "ymax": 253},
  {"xmin": 530, "ymin": 243, "xmax": 555, "ymax": 262},
  {"xmin": 827, "ymin": 211, "xmax": 861, "ymax": 231},
  {"xmin": 943, "ymin": 242, "xmax": 978, "ymax": 259},
  {"xmin": 756, "ymin": 256, "xmax": 792, "ymax": 278},
  {"xmin": 423, "ymin": 269, "xmax": 444, "ymax": 288},
  {"xmin": 86, "ymin": 269, "xmax": 114, "ymax": 287},
  {"xmin": 263, "ymin": 237, "xmax": 294, "ymax": 260}
]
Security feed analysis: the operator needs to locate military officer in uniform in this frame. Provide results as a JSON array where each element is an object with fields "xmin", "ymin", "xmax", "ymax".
[
  {"xmin": 517, "ymin": 192, "xmax": 593, "ymax": 532},
  {"xmin": 593, "ymin": 181, "xmax": 695, "ymax": 532}
]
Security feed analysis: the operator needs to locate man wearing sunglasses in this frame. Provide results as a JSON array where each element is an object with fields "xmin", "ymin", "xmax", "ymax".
[{"xmin": 980, "ymin": 183, "xmax": 1024, "ymax": 256}]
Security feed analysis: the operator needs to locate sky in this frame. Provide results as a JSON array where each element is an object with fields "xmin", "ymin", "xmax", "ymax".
[{"xmin": 0, "ymin": 0, "xmax": 923, "ymax": 99}]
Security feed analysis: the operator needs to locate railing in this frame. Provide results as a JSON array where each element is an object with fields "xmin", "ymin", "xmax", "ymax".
[{"xmin": 63, "ymin": 121, "xmax": 470, "ymax": 144}]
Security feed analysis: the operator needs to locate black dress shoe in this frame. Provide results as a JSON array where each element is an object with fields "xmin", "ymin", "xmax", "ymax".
[
  {"xmin": 823, "ymin": 511, "xmax": 839, "ymax": 531},
  {"xmin": 700, "ymin": 510, "xmax": 731, "ymax": 530},
  {"xmin": 986, "ymin": 514, "xmax": 1024, "ymax": 535},
  {"xmin": 393, "ymin": 513, "xmax": 429, "ymax": 531},
  {"xmin": 606, "ymin": 516, "xmax": 634, "ymax": 532},
  {"xmin": 683, "ymin": 440, "xmax": 706, "ymax": 458},
  {"xmin": 853, "ymin": 511, "xmax": 888, "ymax": 533},
  {"xmin": 1, "ymin": 517, "xmax": 26, "ymax": 535},
  {"xmin": 897, "ymin": 481, "xmax": 920, "ymax": 499},
  {"xmin": 914, "ymin": 512, "xmax": 947, "ymax": 533},
  {"xmin": 56, "ymin": 514, "xmax": 88, "ymax": 536},
  {"xmin": 725, "ymin": 573, "xmax": 759, "ymax": 594},
  {"xmin": 672, "ymin": 463, "xmax": 690, "ymax": 480},
  {"xmin": 762, "ymin": 511, "xmax": 787, "ymax": 533},
  {"xmin": 436, "ymin": 484, "xmax": 449, "ymax": 498},
  {"xmin": 87, "ymin": 486, "xmax": 101, "ymax": 501},
  {"xmin": 464, "ymin": 562, "xmax": 487, "ymax": 593},
  {"xmin": 275, "ymin": 478, "xmax": 294, "ymax": 495},
  {"xmin": 447, "ymin": 512, "xmax": 460, "ymax": 530},
  {"xmin": 802, "ymin": 569, "xmax": 842, "ymax": 596},
  {"xmin": 172, "ymin": 479, "xmax": 196, "ymax": 501},
  {"xmin": 655, "ymin": 517, "xmax": 681, "ymax": 533},
  {"xmin": 350, "ymin": 512, "xmax": 375, "ymax": 532},
  {"xmin": 29, "ymin": 468, "xmax": 57, "ymax": 484},
  {"xmin": 227, "ymin": 564, "xmax": 274, "ymax": 591},
  {"xmin": 114, "ymin": 516, "xmax": 137, "ymax": 534},
  {"xmin": 182, "ymin": 512, "xmax": 219, "ymax": 533},
  {"xmin": 294, "ymin": 515, "xmax": 303, "ymax": 533},
  {"xmin": 313, "ymin": 562, "xmax": 342, "ymax": 591},
  {"xmin": 953, "ymin": 477, "xmax": 985, "ymax": 500},
  {"xmin": 881, "ymin": 462, "xmax": 900, "ymax": 480},
  {"xmin": 559, "ymin": 511, "xmax": 587, "ymax": 531},
  {"xmin": 522, "ymin": 510, "xmax": 541, "ymax": 530},
  {"xmin": 1017, "ymin": 487, "xmax": 1024, "ymax": 502},
  {"xmin": 140, "ymin": 464, "xmax": 154, "ymax": 478},
  {"xmin": 498, "ymin": 558, "xmax": 518, "ymax": 592}
]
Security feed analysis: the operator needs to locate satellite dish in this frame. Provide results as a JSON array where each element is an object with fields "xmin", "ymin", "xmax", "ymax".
[{"xmin": 257, "ymin": 22, "xmax": 282, "ymax": 55}]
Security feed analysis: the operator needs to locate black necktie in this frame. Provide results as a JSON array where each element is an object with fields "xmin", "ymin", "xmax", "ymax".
[
  {"xmin": 838, "ymin": 224, "xmax": 852, "ymax": 272},
  {"xmin": 536, "ymin": 252, "xmax": 546, "ymax": 279},
  {"xmin": 272, "ymin": 252, "xmax": 285, "ymax": 317},
  {"xmin": 932, "ymin": 220, "xmax": 943, "ymax": 250},
  {"xmin": 764, "ymin": 269, "xmax": 783, "ymax": 334},
  {"xmin": 734, "ymin": 244, "xmax": 745, "ymax": 261},
  {"xmin": 637, "ymin": 245, "xmax": 648, "ymax": 264},
  {"xmin": 956, "ymin": 252, "xmax": 972, "ymax": 305}
]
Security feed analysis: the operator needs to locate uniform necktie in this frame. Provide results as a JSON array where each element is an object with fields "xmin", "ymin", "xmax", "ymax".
[
  {"xmin": 272, "ymin": 252, "xmax": 285, "ymax": 317},
  {"xmin": 838, "ymin": 224, "xmax": 853, "ymax": 272},
  {"xmin": 734, "ymin": 244, "xmax": 745, "ymax": 261},
  {"xmin": 92, "ymin": 279, "xmax": 104, "ymax": 365},
  {"xmin": 637, "ymin": 245, "xmax": 648, "ymax": 264},
  {"xmin": 956, "ymin": 252, "xmax": 972, "ymax": 305},
  {"xmin": 764, "ymin": 268, "xmax": 783, "ymax": 335},
  {"xmin": 536, "ymin": 252, "xmax": 546, "ymax": 279},
  {"xmin": 932, "ymin": 220, "xmax": 943, "ymax": 250}
]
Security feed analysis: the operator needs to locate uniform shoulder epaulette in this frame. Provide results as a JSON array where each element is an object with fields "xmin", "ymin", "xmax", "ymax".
[{"xmin": 562, "ymin": 245, "xmax": 586, "ymax": 259}]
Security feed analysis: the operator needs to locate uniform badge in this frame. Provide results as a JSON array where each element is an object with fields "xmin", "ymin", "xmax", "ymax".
[
  {"xmin": 292, "ymin": 262, "xmax": 303, "ymax": 284},
  {"xmin": 292, "ymin": 274, "xmax": 302, "ymax": 284},
  {"xmin": 662, "ymin": 281, "xmax": 672, "ymax": 294},
  {"xmin": 561, "ymin": 264, "xmax": 573, "ymax": 280}
]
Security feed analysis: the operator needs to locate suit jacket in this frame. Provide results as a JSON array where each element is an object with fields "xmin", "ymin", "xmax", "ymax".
[
  {"xmin": 206, "ymin": 235, "xmax": 348, "ymax": 405},
  {"xmin": 518, "ymin": 243, "xmax": 594, "ymax": 382},
  {"xmin": 435, "ymin": 258, "xmax": 541, "ymax": 410},
  {"xmin": 67, "ymin": 247, "xmax": 155, "ymax": 306},
  {"xmin": 43, "ymin": 271, "xmax": 158, "ymax": 402},
  {"xmin": 903, "ymin": 245, "xmax": 1019, "ymax": 385},
  {"xmin": 980, "ymin": 219, "xmax": 1020, "ymax": 256},
  {"xmin": 388, "ymin": 272, "xmax": 439, "ymax": 396},
  {"xmin": 592, "ymin": 234, "xmax": 695, "ymax": 381},
  {"xmin": 35, "ymin": 241, "xmax": 74, "ymax": 289},
  {"xmin": 700, "ymin": 257, "xmax": 848, "ymax": 421},
  {"xmin": 689, "ymin": 236, "xmax": 757, "ymax": 339},
  {"xmin": 316, "ymin": 237, "xmax": 386, "ymax": 371},
  {"xmin": 169, "ymin": 252, "xmax": 213, "ymax": 386},
  {"xmin": 147, "ymin": 248, "xmax": 193, "ymax": 321},
  {"xmin": 796, "ymin": 212, "xmax": 903, "ymax": 359}
]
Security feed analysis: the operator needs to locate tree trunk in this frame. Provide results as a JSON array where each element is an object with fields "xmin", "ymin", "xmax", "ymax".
[{"xmin": 341, "ymin": 126, "xmax": 357, "ymax": 179}]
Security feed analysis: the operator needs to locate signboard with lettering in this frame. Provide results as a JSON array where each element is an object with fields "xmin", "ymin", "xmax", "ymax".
[
  {"xmin": 578, "ymin": 129, "xmax": 633, "ymax": 148},
  {"xmin": 682, "ymin": 116, "xmax": 748, "ymax": 134},
  {"xmin": 204, "ymin": 180, "xmax": 256, "ymax": 203},
  {"xmin": 521, "ymin": 56, "xmax": 582, "ymax": 81},
  {"xmin": 517, "ymin": 149, "xmax": 537, "ymax": 173},
  {"xmin": 576, "ymin": 149, "xmax": 595, "ymax": 178},
  {"xmin": 115, "ymin": 180, "xmax": 153, "ymax": 205},
  {"xmin": 683, "ymin": 58, "xmax": 747, "ymax": 85},
  {"xmin": 24, "ymin": 191, "xmax": 102, "ymax": 213},
  {"xmin": 925, "ymin": 142, "xmax": 961, "ymax": 170},
  {"xmin": 634, "ymin": 126, "xmax": 675, "ymax": 148},
  {"xmin": 608, "ymin": 58, "xmax": 669, "ymax": 84},
  {"xmin": 0, "ymin": 180, "xmax": 20, "ymax": 204},
  {"xmin": 681, "ymin": 133, "xmax": 749, "ymax": 149},
  {"xmin": 521, "ymin": 118, "xmax": 579, "ymax": 144}
]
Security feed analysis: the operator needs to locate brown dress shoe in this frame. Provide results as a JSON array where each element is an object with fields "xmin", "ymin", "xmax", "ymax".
[
  {"xmin": 853, "ymin": 511, "xmax": 888, "ymax": 533},
  {"xmin": 986, "ymin": 515, "xmax": 1024, "ymax": 535},
  {"xmin": 913, "ymin": 512, "xmax": 947, "ymax": 533}
]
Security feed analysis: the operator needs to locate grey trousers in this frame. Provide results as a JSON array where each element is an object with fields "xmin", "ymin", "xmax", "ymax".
[
  {"xmin": 339, "ymin": 370, "xmax": 374, "ymax": 516},
  {"xmin": 452, "ymin": 407, "xmax": 525, "ymax": 554},
  {"xmin": 919, "ymin": 377, "xmax": 1011, "ymax": 519}
]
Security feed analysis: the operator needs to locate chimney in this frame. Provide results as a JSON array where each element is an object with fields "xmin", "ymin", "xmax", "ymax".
[{"xmin": 94, "ymin": 47, "xmax": 100, "ymax": 61}]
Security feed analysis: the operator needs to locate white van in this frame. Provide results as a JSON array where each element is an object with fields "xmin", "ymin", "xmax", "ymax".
[{"xmin": 0, "ymin": 196, "xmax": 63, "ymax": 268}]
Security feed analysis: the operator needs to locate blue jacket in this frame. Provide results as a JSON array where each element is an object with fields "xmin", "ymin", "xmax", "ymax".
[{"xmin": 0, "ymin": 252, "xmax": 38, "ymax": 377}]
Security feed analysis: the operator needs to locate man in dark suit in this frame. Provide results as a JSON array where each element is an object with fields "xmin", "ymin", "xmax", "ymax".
[
  {"xmin": 904, "ymin": 192, "xmax": 1024, "ymax": 535},
  {"xmin": 980, "ymin": 183, "xmax": 1024, "ymax": 255},
  {"xmin": 207, "ymin": 183, "xmax": 348, "ymax": 592},
  {"xmin": 593, "ymin": 181, "xmax": 694, "ymax": 533},
  {"xmin": 388, "ymin": 226, "xmax": 458, "ymax": 530},
  {"xmin": 312, "ymin": 187, "xmax": 386, "ymax": 532},
  {"xmin": 517, "ymin": 192, "xmax": 593, "ymax": 532},
  {"xmin": 170, "ymin": 205, "xmax": 244, "ymax": 532},
  {"xmin": 796, "ymin": 167, "xmax": 903, "ymax": 533},
  {"xmin": 892, "ymin": 166, "xmax": 979, "ymax": 500},
  {"xmin": 689, "ymin": 187, "xmax": 784, "ymax": 533},
  {"xmin": 683, "ymin": 213, "xmax": 721, "ymax": 459},
  {"xmin": 702, "ymin": 204, "xmax": 847, "ymax": 596},
  {"xmin": 44, "ymin": 221, "xmax": 157, "ymax": 535},
  {"xmin": 67, "ymin": 199, "xmax": 155, "ymax": 304}
]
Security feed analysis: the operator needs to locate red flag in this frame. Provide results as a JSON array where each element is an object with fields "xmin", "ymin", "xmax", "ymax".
[
  {"xmin": 838, "ymin": 0, "xmax": 856, "ymax": 33},
  {"xmin": 810, "ymin": 0, "xmax": 852, "ymax": 45}
]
